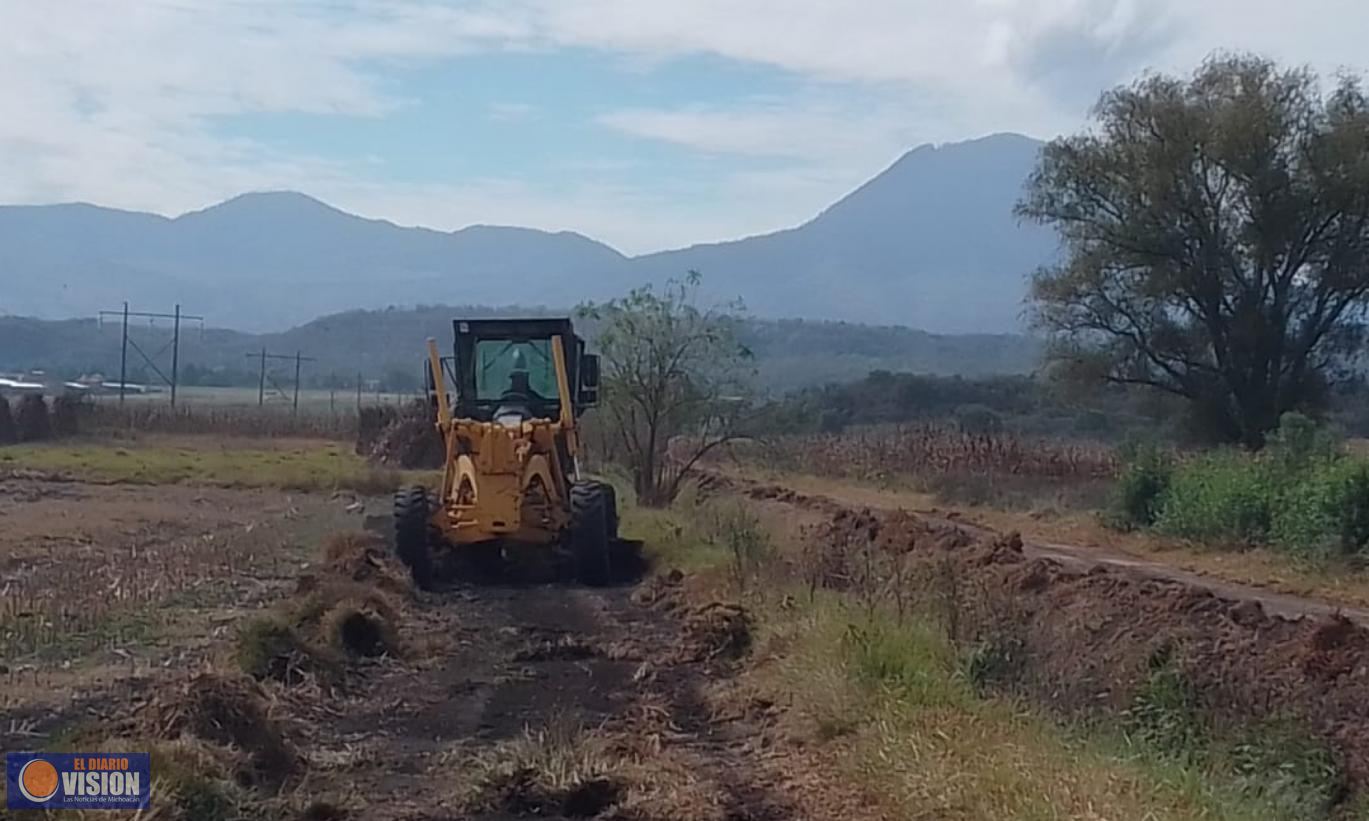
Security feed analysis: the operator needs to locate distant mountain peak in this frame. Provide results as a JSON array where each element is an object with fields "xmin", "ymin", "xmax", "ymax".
[{"xmin": 177, "ymin": 190, "xmax": 349, "ymax": 222}]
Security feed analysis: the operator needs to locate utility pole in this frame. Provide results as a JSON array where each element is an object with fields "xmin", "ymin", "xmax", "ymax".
[
  {"xmin": 119, "ymin": 302, "xmax": 129, "ymax": 404},
  {"xmin": 170, "ymin": 304, "xmax": 181, "ymax": 406},
  {"xmin": 246, "ymin": 350, "xmax": 316, "ymax": 414},
  {"xmin": 293, "ymin": 351, "xmax": 303, "ymax": 414},
  {"xmin": 98, "ymin": 303, "xmax": 204, "ymax": 405},
  {"xmin": 256, "ymin": 349, "xmax": 267, "ymax": 406}
]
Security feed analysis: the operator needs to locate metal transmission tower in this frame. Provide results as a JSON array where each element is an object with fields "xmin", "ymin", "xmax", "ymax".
[
  {"xmin": 246, "ymin": 350, "xmax": 317, "ymax": 413},
  {"xmin": 97, "ymin": 303, "xmax": 205, "ymax": 406}
]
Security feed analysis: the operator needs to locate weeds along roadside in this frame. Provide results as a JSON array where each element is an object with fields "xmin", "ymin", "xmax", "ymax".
[{"xmin": 623, "ymin": 484, "xmax": 1368, "ymax": 820}]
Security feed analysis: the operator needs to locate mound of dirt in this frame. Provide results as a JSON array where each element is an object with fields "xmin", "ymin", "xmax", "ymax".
[
  {"xmin": 321, "ymin": 599, "xmax": 400, "ymax": 659},
  {"xmin": 15, "ymin": 395, "xmax": 50, "ymax": 442},
  {"xmin": 361, "ymin": 400, "xmax": 443, "ymax": 469},
  {"xmin": 680, "ymin": 602, "xmax": 753, "ymax": 663},
  {"xmin": 146, "ymin": 673, "xmax": 300, "ymax": 787},
  {"xmin": 0, "ymin": 397, "xmax": 15, "ymax": 445},
  {"xmin": 806, "ymin": 504, "xmax": 1369, "ymax": 791}
]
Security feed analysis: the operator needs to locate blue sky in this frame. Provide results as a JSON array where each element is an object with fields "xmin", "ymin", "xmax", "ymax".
[{"xmin": 3, "ymin": 0, "xmax": 1367, "ymax": 253}]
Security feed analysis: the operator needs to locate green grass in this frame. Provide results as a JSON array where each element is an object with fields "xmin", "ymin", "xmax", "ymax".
[
  {"xmin": 756, "ymin": 595, "xmax": 1335, "ymax": 821},
  {"xmin": 621, "ymin": 499, "xmax": 733, "ymax": 574},
  {"xmin": 0, "ymin": 440, "xmax": 429, "ymax": 493}
]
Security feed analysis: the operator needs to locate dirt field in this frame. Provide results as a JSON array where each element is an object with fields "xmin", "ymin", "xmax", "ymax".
[
  {"xmin": 0, "ymin": 476, "xmax": 361, "ymax": 743},
  {"xmin": 10, "ymin": 440, "xmax": 1369, "ymax": 818}
]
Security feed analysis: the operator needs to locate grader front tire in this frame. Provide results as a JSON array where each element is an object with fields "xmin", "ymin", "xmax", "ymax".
[
  {"xmin": 393, "ymin": 486, "xmax": 436, "ymax": 590},
  {"xmin": 570, "ymin": 482, "xmax": 612, "ymax": 586}
]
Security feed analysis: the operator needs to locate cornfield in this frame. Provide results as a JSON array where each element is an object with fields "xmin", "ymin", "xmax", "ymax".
[
  {"xmin": 82, "ymin": 401, "xmax": 358, "ymax": 440},
  {"xmin": 741, "ymin": 424, "xmax": 1117, "ymax": 482}
]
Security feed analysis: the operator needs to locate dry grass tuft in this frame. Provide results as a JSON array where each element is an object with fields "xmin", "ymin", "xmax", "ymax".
[
  {"xmin": 145, "ymin": 672, "xmax": 300, "ymax": 789},
  {"xmin": 319, "ymin": 532, "xmax": 412, "ymax": 598},
  {"xmin": 679, "ymin": 602, "xmax": 753, "ymax": 662},
  {"xmin": 234, "ymin": 614, "xmax": 343, "ymax": 687},
  {"xmin": 463, "ymin": 717, "xmax": 627, "ymax": 818}
]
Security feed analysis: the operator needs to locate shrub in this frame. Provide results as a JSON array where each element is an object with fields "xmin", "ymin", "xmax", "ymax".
[
  {"xmin": 1266, "ymin": 412, "xmax": 1340, "ymax": 474},
  {"xmin": 1108, "ymin": 442, "xmax": 1173, "ymax": 529},
  {"xmin": 0, "ymin": 397, "xmax": 14, "ymax": 445},
  {"xmin": 15, "ymin": 395, "xmax": 51, "ymax": 442},
  {"xmin": 1154, "ymin": 451, "xmax": 1274, "ymax": 544},
  {"xmin": 1272, "ymin": 459, "xmax": 1369, "ymax": 556},
  {"xmin": 51, "ymin": 395, "xmax": 82, "ymax": 437}
]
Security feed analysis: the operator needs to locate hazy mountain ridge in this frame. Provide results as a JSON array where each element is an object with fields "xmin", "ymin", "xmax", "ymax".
[
  {"xmin": 0, "ymin": 133, "xmax": 1054, "ymax": 335},
  {"xmin": 0, "ymin": 307, "xmax": 1041, "ymax": 394}
]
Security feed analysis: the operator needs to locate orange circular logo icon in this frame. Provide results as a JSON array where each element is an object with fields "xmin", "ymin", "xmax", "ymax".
[{"xmin": 18, "ymin": 759, "xmax": 59, "ymax": 802}]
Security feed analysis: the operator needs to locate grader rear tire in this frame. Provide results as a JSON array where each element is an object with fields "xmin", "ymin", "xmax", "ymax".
[
  {"xmin": 393, "ymin": 486, "xmax": 436, "ymax": 590},
  {"xmin": 570, "ymin": 481, "xmax": 612, "ymax": 586}
]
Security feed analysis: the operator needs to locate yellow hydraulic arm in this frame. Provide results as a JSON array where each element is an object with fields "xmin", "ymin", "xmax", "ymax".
[
  {"xmin": 427, "ymin": 338, "xmax": 456, "ymax": 501},
  {"xmin": 550, "ymin": 334, "xmax": 580, "ymax": 471}
]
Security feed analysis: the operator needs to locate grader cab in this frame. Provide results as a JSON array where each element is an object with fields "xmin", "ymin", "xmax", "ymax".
[{"xmin": 392, "ymin": 318, "xmax": 617, "ymax": 589}]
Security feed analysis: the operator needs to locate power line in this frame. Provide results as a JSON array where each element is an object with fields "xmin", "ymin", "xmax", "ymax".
[
  {"xmin": 246, "ymin": 349, "xmax": 318, "ymax": 414},
  {"xmin": 96, "ymin": 303, "xmax": 205, "ymax": 406}
]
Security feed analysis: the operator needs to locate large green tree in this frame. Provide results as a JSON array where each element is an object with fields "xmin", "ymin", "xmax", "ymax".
[
  {"xmin": 579, "ymin": 273, "xmax": 752, "ymax": 506},
  {"xmin": 1019, "ymin": 55, "xmax": 1369, "ymax": 447}
]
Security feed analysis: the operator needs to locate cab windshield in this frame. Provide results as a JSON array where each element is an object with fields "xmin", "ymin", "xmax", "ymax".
[{"xmin": 473, "ymin": 339, "xmax": 558, "ymax": 403}]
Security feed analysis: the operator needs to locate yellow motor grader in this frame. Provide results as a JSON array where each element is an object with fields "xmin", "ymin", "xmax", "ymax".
[{"xmin": 392, "ymin": 317, "xmax": 617, "ymax": 589}]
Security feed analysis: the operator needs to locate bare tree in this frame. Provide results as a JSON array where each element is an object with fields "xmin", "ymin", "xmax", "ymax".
[
  {"xmin": 579, "ymin": 273, "xmax": 752, "ymax": 506},
  {"xmin": 1019, "ymin": 55, "xmax": 1369, "ymax": 447}
]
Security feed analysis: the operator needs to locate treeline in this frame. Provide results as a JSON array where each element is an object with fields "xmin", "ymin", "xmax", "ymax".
[
  {"xmin": 755, "ymin": 370, "xmax": 1161, "ymax": 441},
  {"xmin": 755, "ymin": 369, "xmax": 1369, "ymax": 445}
]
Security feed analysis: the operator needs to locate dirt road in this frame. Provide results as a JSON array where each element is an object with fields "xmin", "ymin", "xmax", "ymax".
[{"xmin": 298, "ymin": 575, "xmax": 824, "ymax": 820}]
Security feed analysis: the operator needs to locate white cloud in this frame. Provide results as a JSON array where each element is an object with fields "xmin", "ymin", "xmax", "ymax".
[{"xmin": 598, "ymin": 102, "xmax": 928, "ymax": 162}]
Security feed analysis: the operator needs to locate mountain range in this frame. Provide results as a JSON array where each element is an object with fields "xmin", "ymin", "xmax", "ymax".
[{"xmin": 0, "ymin": 133, "xmax": 1056, "ymax": 335}]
